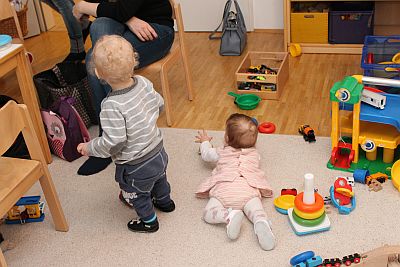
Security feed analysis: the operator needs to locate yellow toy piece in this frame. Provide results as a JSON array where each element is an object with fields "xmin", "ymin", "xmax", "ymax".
[
  {"xmin": 391, "ymin": 160, "xmax": 400, "ymax": 192},
  {"xmin": 274, "ymin": 195, "xmax": 295, "ymax": 210},
  {"xmin": 289, "ymin": 43, "xmax": 302, "ymax": 57},
  {"xmin": 293, "ymin": 206, "xmax": 325, "ymax": 220},
  {"xmin": 392, "ymin": 53, "xmax": 400, "ymax": 63},
  {"xmin": 335, "ymin": 187, "xmax": 354, "ymax": 197}
]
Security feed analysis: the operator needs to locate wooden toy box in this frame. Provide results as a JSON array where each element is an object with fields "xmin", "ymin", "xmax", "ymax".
[{"xmin": 235, "ymin": 51, "xmax": 289, "ymax": 100}]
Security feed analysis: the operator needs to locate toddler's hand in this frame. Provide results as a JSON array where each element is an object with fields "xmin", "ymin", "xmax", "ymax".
[
  {"xmin": 195, "ymin": 130, "xmax": 213, "ymax": 143},
  {"xmin": 77, "ymin": 143, "xmax": 89, "ymax": 156}
]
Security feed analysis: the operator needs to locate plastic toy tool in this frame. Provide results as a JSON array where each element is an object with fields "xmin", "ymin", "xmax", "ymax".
[{"xmin": 288, "ymin": 174, "xmax": 330, "ymax": 236}]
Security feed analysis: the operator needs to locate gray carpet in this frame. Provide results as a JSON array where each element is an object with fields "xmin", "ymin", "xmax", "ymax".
[{"xmin": 2, "ymin": 128, "xmax": 400, "ymax": 267}]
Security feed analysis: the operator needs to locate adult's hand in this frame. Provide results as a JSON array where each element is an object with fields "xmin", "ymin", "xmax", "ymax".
[{"xmin": 126, "ymin": 17, "xmax": 158, "ymax": 42}]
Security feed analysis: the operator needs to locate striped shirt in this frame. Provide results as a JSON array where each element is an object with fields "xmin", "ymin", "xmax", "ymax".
[{"xmin": 87, "ymin": 75, "xmax": 164, "ymax": 164}]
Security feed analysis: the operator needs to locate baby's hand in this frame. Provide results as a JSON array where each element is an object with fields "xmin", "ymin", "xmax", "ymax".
[
  {"xmin": 195, "ymin": 130, "xmax": 213, "ymax": 143},
  {"xmin": 77, "ymin": 143, "xmax": 89, "ymax": 156}
]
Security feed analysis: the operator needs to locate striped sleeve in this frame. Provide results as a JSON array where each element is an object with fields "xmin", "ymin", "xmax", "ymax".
[{"xmin": 87, "ymin": 101, "xmax": 127, "ymax": 158}]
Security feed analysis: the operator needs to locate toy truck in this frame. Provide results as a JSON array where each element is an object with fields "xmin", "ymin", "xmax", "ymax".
[
  {"xmin": 361, "ymin": 90, "xmax": 386, "ymax": 109},
  {"xmin": 299, "ymin": 125, "xmax": 316, "ymax": 142},
  {"xmin": 6, "ymin": 196, "xmax": 45, "ymax": 224}
]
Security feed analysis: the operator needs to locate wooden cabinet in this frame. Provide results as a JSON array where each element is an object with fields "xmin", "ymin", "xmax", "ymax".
[{"xmin": 284, "ymin": 0, "xmax": 400, "ymax": 54}]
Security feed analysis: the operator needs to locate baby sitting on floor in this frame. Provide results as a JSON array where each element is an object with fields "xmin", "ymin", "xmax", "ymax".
[{"xmin": 195, "ymin": 113, "xmax": 276, "ymax": 250}]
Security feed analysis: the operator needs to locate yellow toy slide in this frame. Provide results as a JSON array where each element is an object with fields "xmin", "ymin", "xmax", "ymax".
[{"xmin": 391, "ymin": 160, "xmax": 400, "ymax": 191}]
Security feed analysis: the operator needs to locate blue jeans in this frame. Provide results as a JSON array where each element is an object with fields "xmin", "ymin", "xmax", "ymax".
[
  {"xmin": 41, "ymin": 0, "xmax": 87, "ymax": 53},
  {"xmin": 115, "ymin": 147, "xmax": 171, "ymax": 221},
  {"xmin": 86, "ymin": 17, "xmax": 175, "ymax": 121}
]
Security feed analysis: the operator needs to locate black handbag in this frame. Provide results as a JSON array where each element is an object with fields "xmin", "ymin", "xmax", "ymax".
[
  {"xmin": 209, "ymin": 0, "xmax": 247, "ymax": 56},
  {"xmin": 34, "ymin": 62, "xmax": 97, "ymax": 128}
]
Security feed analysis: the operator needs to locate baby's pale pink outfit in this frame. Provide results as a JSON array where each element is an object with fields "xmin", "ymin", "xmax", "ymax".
[
  {"xmin": 196, "ymin": 145, "xmax": 272, "ymax": 208},
  {"xmin": 196, "ymin": 141, "xmax": 276, "ymax": 250}
]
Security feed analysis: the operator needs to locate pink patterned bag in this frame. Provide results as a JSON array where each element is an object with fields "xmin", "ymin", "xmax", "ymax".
[{"xmin": 41, "ymin": 97, "xmax": 90, "ymax": 162}]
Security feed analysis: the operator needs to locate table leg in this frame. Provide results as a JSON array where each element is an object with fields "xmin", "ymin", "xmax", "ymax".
[{"xmin": 15, "ymin": 51, "xmax": 52, "ymax": 163}]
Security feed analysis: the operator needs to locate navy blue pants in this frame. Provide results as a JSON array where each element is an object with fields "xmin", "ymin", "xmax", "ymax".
[{"xmin": 115, "ymin": 147, "xmax": 171, "ymax": 221}]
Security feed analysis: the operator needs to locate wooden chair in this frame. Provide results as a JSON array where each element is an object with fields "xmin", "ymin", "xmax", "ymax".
[
  {"xmin": 140, "ymin": 0, "xmax": 194, "ymax": 126},
  {"xmin": 0, "ymin": 101, "xmax": 68, "ymax": 267},
  {"xmin": 0, "ymin": 0, "xmax": 24, "ymax": 42}
]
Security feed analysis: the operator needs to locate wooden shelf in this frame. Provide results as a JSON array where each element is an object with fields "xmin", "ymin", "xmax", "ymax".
[{"xmin": 284, "ymin": 0, "xmax": 400, "ymax": 54}]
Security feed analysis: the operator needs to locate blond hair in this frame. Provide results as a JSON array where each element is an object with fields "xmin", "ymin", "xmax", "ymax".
[
  {"xmin": 92, "ymin": 35, "xmax": 139, "ymax": 84},
  {"xmin": 225, "ymin": 113, "xmax": 258, "ymax": 149}
]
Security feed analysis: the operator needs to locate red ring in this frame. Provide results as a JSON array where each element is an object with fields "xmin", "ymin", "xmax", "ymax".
[
  {"xmin": 294, "ymin": 192, "xmax": 324, "ymax": 213},
  {"xmin": 258, "ymin": 122, "xmax": 276, "ymax": 134}
]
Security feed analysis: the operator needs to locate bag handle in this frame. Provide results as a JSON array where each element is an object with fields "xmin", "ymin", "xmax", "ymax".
[
  {"xmin": 233, "ymin": 0, "xmax": 246, "ymax": 29},
  {"xmin": 209, "ymin": 0, "xmax": 233, "ymax": 40},
  {"xmin": 52, "ymin": 64, "xmax": 68, "ymax": 86}
]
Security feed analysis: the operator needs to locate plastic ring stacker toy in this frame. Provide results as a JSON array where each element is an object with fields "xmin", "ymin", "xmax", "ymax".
[
  {"xmin": 258, "ymin": 122, "xmax": 276, "ymax": 134},
  {"xmin": 275, "ymin": 206, "xmax": 288, "ymax": 215},
  {"xmin": 294, "ymin": 193, "xmax": 324, "ymax": 213},
  {"xmin": 292, "ymin": 210, "xmax": 326, "ymax": 227},
  {"xmin": 290, "ymin": 251, "xmax": 315, "ymax": 266},
  {"xmin": 289, "ymin": 43, "xmax": 302, "ymax": 57},
  {"xmin": 293, "ymin": 206, "xmax": 325, "ymax": 220}
]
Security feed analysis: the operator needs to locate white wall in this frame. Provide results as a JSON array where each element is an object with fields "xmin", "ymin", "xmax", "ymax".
[
  {"xmin": 253, "ymin": 0, "xmax": 284, "ymax": 29},
  {"xmin": 178, "ymin": 0, "xmax": 283, "ymax": 31}
]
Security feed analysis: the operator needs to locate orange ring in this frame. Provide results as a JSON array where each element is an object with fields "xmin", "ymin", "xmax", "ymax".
[
  {"xmin": 258, "ymin": 122, "xmax": 276, "ymax": 134},
  {"xmin": 294, "ymin": 192, "xmax": 324, "ymax": 213}
]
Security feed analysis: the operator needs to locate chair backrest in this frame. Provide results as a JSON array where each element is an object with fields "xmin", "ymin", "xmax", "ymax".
[
  {"xmin": 168, "ymin": 0, "xmax": 189, "ymax": 63},
  {"xmin": 0, "ymin": 0, "xmax": 24, "ymax": 41},
  {"xmin": 0, "ymin": 101, "xmax": 44, "ymax": 162}
]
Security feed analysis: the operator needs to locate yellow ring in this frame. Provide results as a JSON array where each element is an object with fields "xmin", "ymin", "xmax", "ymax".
[
  {"xmin": 293, "ymin": 206, "xmax": 325, "ymax": 220},
  {"xmin": 289, "ymin": 43, "xmax": 302, "ymax": 57},
  {"xmin": 392, "ymin": 53, "xmax": 400, "ymax": 63}
]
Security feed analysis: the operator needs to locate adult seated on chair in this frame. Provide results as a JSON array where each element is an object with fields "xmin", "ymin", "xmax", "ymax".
[
  {"xmin": 73, "ymin": 0, "xmax": 174, "ymax": 175},
  {"xmin": 41, "ymin": 0, "xmax": 91, "ymax": 62}
]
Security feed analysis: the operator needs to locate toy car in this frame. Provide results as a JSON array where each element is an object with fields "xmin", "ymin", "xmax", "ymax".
[
  {"xmin": 299, "ymin": 125, "xmax": 316, "ymax": 142},
  {"xmin": 323, "ymin": 258, "xmax": 341, "ymax": 267}
]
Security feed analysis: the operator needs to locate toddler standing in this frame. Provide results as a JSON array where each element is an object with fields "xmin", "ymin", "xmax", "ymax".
[
  {"xmin": 195, "ymin": 114, "xmax": 276, "ymax": 250},
  {"xmin": 77, "ymin": 35, "xmax": 175, "ymax": 233}
]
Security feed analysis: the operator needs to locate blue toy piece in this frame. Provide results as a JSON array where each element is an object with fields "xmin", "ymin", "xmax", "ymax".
[
  {"xmin": 329, "ymin": 186, "xmax": 356, "ymax": 215},
  {"xmin": 275, "ymin": 206, "xmax": 288, "ymax": 215},
  {"xmin": 342, "ymin": 94, "xmax": 400, "ymax": 131},
  {"xmin": 291, "ymin": 262, "xmax": 306, "ymax": 267},
  {"xmin": 353, "ymin": 169, "xmax": 369, "ymax": 184},
  {"xmin": 0, "ymin": 35, "xmax": 12, "ymax": 49},
  {"xmin": 306, "ymin": 256, "xmax": 323, "ymax": 267},
  {"xmin": 290, "ymin": 251, "xmax": 315, "ymax": 266}
]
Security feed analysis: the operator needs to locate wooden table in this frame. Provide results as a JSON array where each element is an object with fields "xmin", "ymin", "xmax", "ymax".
[{"xmin": 0, "ymin": 44, "xmax": 51, "ymax": 163}]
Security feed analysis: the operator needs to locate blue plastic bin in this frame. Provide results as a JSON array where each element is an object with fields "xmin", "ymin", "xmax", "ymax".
[
  {"xmin": 329, "ymin": 11, "xmax": 373, "ymax": 44},
  {"xmin": 361, "ymin": 35, "xmax": 400, "ymax": 79}
]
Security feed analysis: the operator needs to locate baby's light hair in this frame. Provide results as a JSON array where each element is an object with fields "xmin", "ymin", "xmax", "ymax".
[
  {"xmin": 225, "ymin": 113, "xmax": 258, "ymax": 149},
  {"xmin": 92, "ymin": 35, "xmax": 139, "ymax": 84}
]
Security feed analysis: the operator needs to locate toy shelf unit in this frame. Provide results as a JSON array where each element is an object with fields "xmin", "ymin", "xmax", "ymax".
[
  {"xmin": 361, "ymin": 35, "xmax": 400, "ymax": 80},
  {"xmin": 235, "ymin": 51, "xmax": 289, "ymax": 100},
  {"xmin": 284, "ymin": 0, "xmax": 400, "ymax": 54}
]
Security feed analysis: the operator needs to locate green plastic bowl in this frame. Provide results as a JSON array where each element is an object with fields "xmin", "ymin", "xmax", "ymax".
[{"xmin": 228, "ymin": 92, "xmax": 261, "ymax": 110}]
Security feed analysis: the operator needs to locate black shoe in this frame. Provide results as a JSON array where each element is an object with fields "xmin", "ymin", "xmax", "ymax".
[
  {"xmin": 127, "ymin": 218, "xmax": 159, "ymax": 233},
  {"xmin": 119, "ymin": 191, "xmax": 134, "ymax": 209},
  {"xmin": 77, "ymin": 156, "xmax": 112, "ymax": 176},
  {"xmin": 153, "ymin": 199, "xmax": 175, "ymax": 213}
]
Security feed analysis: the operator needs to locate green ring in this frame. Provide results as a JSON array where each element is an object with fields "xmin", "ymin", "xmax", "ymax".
[{"xmin": 292, "ymin": 210, "xmax": 326, "ymax": 227}]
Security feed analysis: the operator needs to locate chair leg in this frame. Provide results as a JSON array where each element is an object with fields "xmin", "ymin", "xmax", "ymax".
[
  {"xmin": 0, "ymin": 249, "xmax": 7, "ymax": 267},
  {"xmin": 39, "ymin": 168, "xmax": 69, "ymax": 232},
  {"xmin": 160, "ymin": 65, "xmax": 173, "ymax": 126},
  {"xmin": 180, "ymin": 48, "xmax": 194, "ymax": 101}
]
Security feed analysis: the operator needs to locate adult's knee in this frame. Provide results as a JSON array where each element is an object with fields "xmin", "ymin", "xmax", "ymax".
[{"xmin": 90, "ymin": 17, "xmax": 118, "ymax": 43}]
